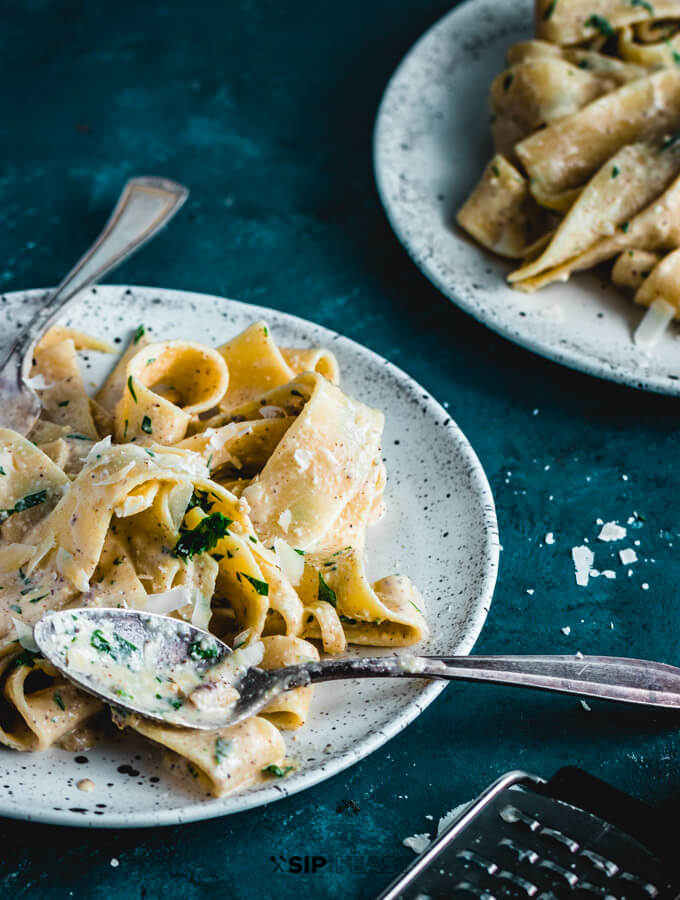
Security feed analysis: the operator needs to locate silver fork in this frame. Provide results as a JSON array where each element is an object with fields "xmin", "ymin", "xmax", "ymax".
[{"xmin": 0, "ymin": 176, "xmax": 188, "ymax": 434}]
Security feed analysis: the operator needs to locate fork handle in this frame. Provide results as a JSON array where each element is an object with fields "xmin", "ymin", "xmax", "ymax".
[
  {"xmin": 294, "ymin": 654, "xmax": 680, "ymax": 709},
  {"xmin": 13, "ymin": 176, "xmax": 188, "ymax": 377}
]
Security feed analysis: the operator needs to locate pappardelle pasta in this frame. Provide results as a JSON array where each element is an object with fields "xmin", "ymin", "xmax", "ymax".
[
  {"xmin": 457, "ymin": 0, "xmax": 680, "ymax": 343},
  {"xmin": 0, "ymin": 321, "xmax": 427, "ymax": 796}
]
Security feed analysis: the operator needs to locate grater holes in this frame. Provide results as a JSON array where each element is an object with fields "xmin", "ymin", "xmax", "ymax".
[{"xmin": 496, "ymin": 838, "xmax": 539, "ymax": 865}]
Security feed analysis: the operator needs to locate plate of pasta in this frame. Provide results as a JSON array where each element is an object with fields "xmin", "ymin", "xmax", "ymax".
[
  {"xmin": 375, "ymin": 0, "xmax": 680, "ymax": 394},
  {"xmin": 0, "ymin": 284, "xmax": 498, "ymax": 826}
]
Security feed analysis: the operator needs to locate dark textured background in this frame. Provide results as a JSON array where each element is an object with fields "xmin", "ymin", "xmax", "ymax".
[{"xmin": 2, "ymin": 0, "xmax": 679, "ymax": 897}]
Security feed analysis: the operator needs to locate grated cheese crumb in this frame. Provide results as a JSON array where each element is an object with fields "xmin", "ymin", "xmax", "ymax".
[{"xmin": 619, "ymin": 548, "xmax": 637, "ymax": 565}]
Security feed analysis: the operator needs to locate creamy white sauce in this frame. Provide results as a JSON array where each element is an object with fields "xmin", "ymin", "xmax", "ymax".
[{"xmin": 48, "ymin": 615, "xmax": 263, "ymax": 727}]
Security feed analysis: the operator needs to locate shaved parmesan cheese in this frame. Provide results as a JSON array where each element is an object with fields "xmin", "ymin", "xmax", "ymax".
[
  {"xmin": 274, "ymin": 538, "xmax": 304, "ymax": 586},
  {"xmin": 259, "ymin": 405, "xmax": 287, "ymax": 419},
  {"xmin": 403, "ymin": 834, "xmax": 430, "ymax": 855},
  {"xmin": 91, "ymin": 460, "xmax": 136, "ymax": 487},
  {"xmin": 83, "ymin": 435, "xmax": 112, "ymax": 464},
  {"xmin": 601, "ymin": 570, "xmax": 616, "ymax": 579},
  {"xmin": 278, "ymin": 509, "xmax": 292, "ymax": 532},
  {"xmin": 634, "ymin": 298, "xmax": 675, "ymax": 349},
  {"xmin": 191, "ymin": 590, "xmax": 212, "ymax": 630},
  {"xmin": 571, "ymin": 545, "xmax": 594, "ymax": 587},
  {"xmin": 293, "ymin": 448, "xmax": 313, "ymax": 471},
  {"xmin": 598, "ymin": 521, "xmax": 626, "ymax": 542},
  {"xmin": 142, "ymin": 585, "xmax": 191, "ymax": 616},
  {"xmin": 437, "ymin": 802, "xmax": 472, "ymax": 835},
  {"xmin": 545, "ymin": 532, "xmax": 555, "ymax": 545},
  {"xmin": 619, "ymin": 548, "xmax": 638, "ymax": 565},
  {"xmin": 12, "ymin": 617, "xmax": 38, "ymax": 652},
  {"xmin": 24, "ymin": 373, "xmax": 53, "ymax": 391}
]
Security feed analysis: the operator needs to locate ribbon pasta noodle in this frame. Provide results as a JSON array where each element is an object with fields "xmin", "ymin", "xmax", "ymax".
[
  {"xmin": 0, "ymin": 317, "xmax": 428, "ymax": 796},
  {"xmin": 457, "ymin": 0, "xmax": 680, "ymax": 335}
]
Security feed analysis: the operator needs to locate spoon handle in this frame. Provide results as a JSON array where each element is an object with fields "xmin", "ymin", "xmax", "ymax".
[
  {"xmin": 12, "ymin": 176, "xmax": 188, "ymax": 376},
  {"xmin": 298, "ymin": 654, "xmax": 680, "ymax": 709}
]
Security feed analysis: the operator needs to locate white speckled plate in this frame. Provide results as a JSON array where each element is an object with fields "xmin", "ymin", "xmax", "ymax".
[
  {"xmin": 374, "ymin": 0, "xmax": 680, "ymax": 395},
  {"xmin": 0, "ymin": 285, "xmax": 498, "ymax": 827}
]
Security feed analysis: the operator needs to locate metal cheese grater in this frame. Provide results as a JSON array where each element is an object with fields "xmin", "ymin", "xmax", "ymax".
[{"xmin": 377, "ymin": 767, "xmax": 679, "ymax": 899}]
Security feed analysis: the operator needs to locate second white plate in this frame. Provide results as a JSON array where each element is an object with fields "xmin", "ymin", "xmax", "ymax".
[
  {"xmin": 0, "ymin": 285, "xmax": 498, "ymax": 827},
  {"xmin": 374, "ymin": 0, "xmax": 680, "ymax": 395}
]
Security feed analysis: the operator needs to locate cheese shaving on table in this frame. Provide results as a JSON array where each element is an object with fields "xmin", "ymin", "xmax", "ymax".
[
  {"xmin": 619, "ymin": 548, "xmax": 638, "ymax": 565},
  {"xmin": 571, "ymin": 545, "xmax": 594, "ymax": 587},
  {"xmin": 597, "ymin": 522, "xmax": 626, "ymax": 542}
]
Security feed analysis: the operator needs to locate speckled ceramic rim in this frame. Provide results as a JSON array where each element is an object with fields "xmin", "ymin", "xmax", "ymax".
[
  {"xmin": 0, "ymin": 286, "xmax": 499, "ymax": 828},
  {"xmin": 373, "ymin": 0, "xmax": 680, "ymax": 397}
]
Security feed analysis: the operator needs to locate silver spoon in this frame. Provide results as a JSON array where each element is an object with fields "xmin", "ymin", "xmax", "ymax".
[
  {"xmin": 0, "ymin": 176, "xmax": 189, "ymax": 435},
  {"xmin": 34, "ymin": 608, "xmax": 680, "ymax": 731}
]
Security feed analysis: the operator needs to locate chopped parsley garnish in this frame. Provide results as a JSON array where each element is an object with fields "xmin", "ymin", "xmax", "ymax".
[
  {"xmin": 58, "ymin": 400, "xmax": 70, "ymax": 407},
  {"xmin": 1, "ymin": 490, "xmax": 48, "ymax": 522},
  {"xmin": 491, "ymin": 163, "xmax": 500, "ymax": 177},
  {"xmin": 168, "ymin": 698, "xmax": 183, "ymax": 710},
  {"xmin": 12, "ymin": 650, "xmax": 38, "ymax": 669},
  {"xmin": 0, "ymin": 466, "xmax": 4, "ymax": 475},
  {"xmin": 318, "ymin": 572, "xmax": 337, "ymax": 608},
  {"xmin": 586, "ymin": 14, "xmax": 614, "ymax": 37},
  {"xmin": 187, "ymin": 488, "xmax": 216, "ymax": 513},
  {"xmin": 215, "ymin": 737, "xmax": 233, "ymax": 764},
  {"xmin": 133, "ymin": 324, "xmax": 146, "ymax": 344},
  {"xmin": 631, "ymin": 0, "xmax": 654, "ymax": 13},
  {"xmin": 67, "ymin": 433, "xmax": 91, "ymax": 440},
  {"xmin": 10, "ymin": 604, "xmax": 21, "ymax": 614},
  {"xmin": 502, "ymin": 72, "xmax": 513, "ymax": 91},
  {"xmin": 263, "ymin": 764, "xmax": 294, "ymax": 777},
  {"xmin": 29, "ymin": 593, "xmax": 49, "ymax": 603},
  {"xmin": 666, "ymin": 39, "xmax": 680, "ymax": 65},
  {"xmin": 408, "ymin": 598, "xmax": 423, "ymax": 615},
  {"xmin": 141, "ymin": 415, "xmax": 152, "ymax": 434},
  {"xmin": 242, "ymin": 573, "xmax": 269, "ymax": 596},
  {"xmin": 543, "ymin": 0, "xmax": 556, "ymax": 18},
  {"xmin": 189, "ymin": 640, "xmax": 220, "ymax": 661},
  {"xmin": 620, "ymin": 221, "xmax": 630, "ymax": 233},
  {"xmin": 115, "ymin": 689, "xmax": 134, "ymax": 700},
  {"xmin": 290, "ymin": 389, "xmax": 304, "ymax": 398},
  {"xmin": 263, "ymin": 326, "xmax": 269, "ymax": 337},
  {"xmin": 53, "ymin": 691, "xmax": 65, "ymax": 711},
  {"xmin": 294, "ymin": 548, "xmax": 305, "ymax": 556},
  {"xmin": 249, "ymin": 535, "xmax": 257, "ymax": 543},
  {"xmin": 611, "ymin": 166, "xmax": 620, "ymax": 178},
  {"xmin": 173, "ymin": 512, "xmax": 232, "ymax": 560},
  {"xmin": 90, "ymin": 629, "xmax": 113, "ymax": 656},
  {"xmin": 146, "ymin": 357, "xmax": 156, "ymax": 366},
  {"xmin": 114, "ymin": 632, "xmax": 138, "ymax": 656},
  {"xmin": 127, "ymin": 375, "xmax": 137, "ymax": 402}
]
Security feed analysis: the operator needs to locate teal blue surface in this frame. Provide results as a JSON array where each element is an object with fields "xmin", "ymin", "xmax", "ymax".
[{"xmin": 2, "ymin": 1, "xmax": 680, "ymax": 897}]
